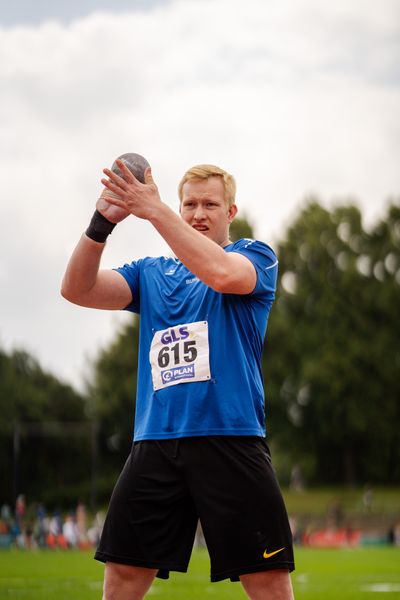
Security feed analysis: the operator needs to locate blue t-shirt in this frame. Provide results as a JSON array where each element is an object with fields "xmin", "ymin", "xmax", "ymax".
[{"xmin": 115, "ymin": 239, "xmax": 278, "ymax": 441}]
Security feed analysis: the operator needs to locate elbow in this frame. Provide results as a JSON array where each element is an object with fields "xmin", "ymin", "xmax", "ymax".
[
  {"xmin": 60, "ymin": 278, "xmax": 96, "ymax": 307},
  {"xmin": 60, "ymin": 279, "xmax": 69, "ymax": 300},
  {"xmin": 60, "ymin": 279, "xmax": 78, "ymax": 304},
  {"xmin": 211, "ymin": 280, "xmax": 229, "ymax": 294},
  {"xmin": 208, "ymin": 267, "xmax": 255, "ymax": 295},
  {"xmin": 60, "ymin": 284, "xmax": 72, "ymax": 303}
]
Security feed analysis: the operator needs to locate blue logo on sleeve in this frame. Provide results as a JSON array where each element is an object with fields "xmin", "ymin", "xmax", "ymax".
[{"xmin": 161, "ymin": 364, "xmax": 195, "ymax": 384}]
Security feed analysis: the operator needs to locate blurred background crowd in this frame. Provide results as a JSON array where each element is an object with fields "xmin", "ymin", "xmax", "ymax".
[{"xmin": 0, "ymin": 495, "xmax": 104, "ymax": 550}]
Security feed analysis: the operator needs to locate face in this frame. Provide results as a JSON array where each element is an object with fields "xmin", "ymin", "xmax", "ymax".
[{"xmin": 180, "ymin": 176, "xmax": 237, "ymax": 247}]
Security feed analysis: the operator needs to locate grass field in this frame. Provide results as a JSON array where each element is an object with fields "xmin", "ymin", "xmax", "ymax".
[
  {"xmin": 282, "ymin": 486, "xmax": 400, "ymax": 519},
  {"xmin": 0, "ymin": 547, "xmax": 399, "ymax": 599}
]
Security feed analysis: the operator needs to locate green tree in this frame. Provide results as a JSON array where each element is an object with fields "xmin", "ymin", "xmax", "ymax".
[
  {"xmin": 0, "ymin": 348, "xmax": 90, "ymax": 506},
  {"xmin": 87, "ymin": 318, "xmax": 139, "ymax": 482},
  {"xmin": 230, "ymin": 214, "xmax": 254, "ymax": 241},
  {"xmin": 265, "ymin": 199, "xmax": 400, "ymax": 485}
]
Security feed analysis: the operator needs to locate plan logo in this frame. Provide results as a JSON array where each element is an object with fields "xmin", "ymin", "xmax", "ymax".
[{"xmin": 161, "ymin": 364, "xmax": 195, "ymax": 384}]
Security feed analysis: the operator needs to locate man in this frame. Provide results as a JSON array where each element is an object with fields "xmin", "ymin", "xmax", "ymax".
[{"xmin": 61, "ymin": 160, "xmax": 295, "ymax": 600}]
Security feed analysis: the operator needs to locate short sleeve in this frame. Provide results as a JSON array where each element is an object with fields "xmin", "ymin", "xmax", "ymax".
[
  {"xmin": 113, "ymin": 259, "xmax": 142, "ymax": 313},
  {"xmin": 231, "ymin": 239, "xmax": 278, "ymax": 298}
]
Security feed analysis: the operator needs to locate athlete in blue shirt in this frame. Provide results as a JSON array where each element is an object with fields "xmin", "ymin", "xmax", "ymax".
[{"xmin": 61, "ymin": 162, "xmax": 295, "ymax": 600}]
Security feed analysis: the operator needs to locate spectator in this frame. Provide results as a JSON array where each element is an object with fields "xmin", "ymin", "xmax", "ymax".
[
  {"xmin": 63, "ymin": 514, "xmax": 78, "ymax": 547},
  {"xmin": 76, "ymin": 502, "xmax": 88, "ymax": 546},
  {"xmin": 15, "ymin": 494, "xmax": 26, "ymax": 526}
]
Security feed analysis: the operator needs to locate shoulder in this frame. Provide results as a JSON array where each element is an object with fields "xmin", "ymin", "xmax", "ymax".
[
  {"xmin": 228, "ymin": 239, "xmax": 278, "ymax": 297},
  {"xmin": 228, "ymin": 238, "xmax": 278, "ymax": 268}
]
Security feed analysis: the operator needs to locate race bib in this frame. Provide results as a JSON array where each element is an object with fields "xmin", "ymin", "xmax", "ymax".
[{"xmin": 149, "ymin": 321, "xmax": 211, "ymax": 391}]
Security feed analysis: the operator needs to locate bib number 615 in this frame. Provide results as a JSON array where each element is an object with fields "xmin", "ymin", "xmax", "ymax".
[{"xmin": 157, "ymin": 341, "xmax": 197, "ymax": 368}]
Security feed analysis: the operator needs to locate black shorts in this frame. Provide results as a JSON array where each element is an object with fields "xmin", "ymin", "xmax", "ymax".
[{"xmin": 94, "ymin": 436, "xmax": 294, "ymax": 582}]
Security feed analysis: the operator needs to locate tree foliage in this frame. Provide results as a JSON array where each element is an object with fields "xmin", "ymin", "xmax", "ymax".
[
  {"xmin": 265, "ymin": 199, "xmax": 400, "ymax": 485},
  {"xmin": 86, "ymin": 319, "xmax": 139, "ymax": 473},
  {"xmin": 230, "ymin": 214, "xmax": 254, "ymax": 241},
  {"xmin": 0, "ymin": 348, "xmax": 89, "ymax": 506}
]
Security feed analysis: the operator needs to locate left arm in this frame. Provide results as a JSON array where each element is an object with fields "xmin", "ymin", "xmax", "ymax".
[
  {"xmin": 150, "ymin": 203, "xmax": 256, "ymax": 294},
  {"xmin": 101, "ymin": 162, "xmax": 256, "ymax": 294}
]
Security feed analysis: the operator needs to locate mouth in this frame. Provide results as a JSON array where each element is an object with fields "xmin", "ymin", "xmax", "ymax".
[{"xmin": 192, "ymin": 224, "xmax": 209, "ymax": 232}]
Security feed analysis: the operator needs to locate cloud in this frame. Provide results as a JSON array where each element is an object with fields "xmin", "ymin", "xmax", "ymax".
[
  {"xmin": 0, "ymin": 0, "xmax": 169, "ymax": 27},
  {"xmin": 1, "ymin": 0, "xmax": 399, "ymax": 388}
]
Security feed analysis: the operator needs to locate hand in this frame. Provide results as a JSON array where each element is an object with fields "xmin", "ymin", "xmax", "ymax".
[
  {"xmin": 96, "ymin": 189, "xmax": 130, "ymax": 224},
  {"xmin": 100, "ymin": 160, "xmax": 161, "ymax": 221}
]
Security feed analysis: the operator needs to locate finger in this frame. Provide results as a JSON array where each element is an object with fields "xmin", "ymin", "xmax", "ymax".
[
  {"xmin": 144, "ymin": 167, "xmax": 154, "ymax": 185},
  {"xmin": 115, "ymin": 159, "xmax": 137, "ymax": 184},
  {"xmin": 99, "ymin": 193, "xmax": 127, "ymax": 209},
  {"xmin": 101, "ymin": 177, "xmax": 126, "ymax": 197},
  {"xmin": 100, "ymin": 188, "xmax": 121, "ymax": 200},
  {"xmin": 103, "ymin": 167, "xmax": 128, "ymax": 190}
]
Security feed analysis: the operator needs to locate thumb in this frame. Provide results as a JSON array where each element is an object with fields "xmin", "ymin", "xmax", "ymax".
[{"xmin": 144, "ymin": 167, "xmax": 154, "ymax": 185}]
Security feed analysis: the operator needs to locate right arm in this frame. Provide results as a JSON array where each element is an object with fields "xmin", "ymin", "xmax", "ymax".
[
  {"xmin": 61, "ymin": 236, "xmax": 132, "ymax": 310},
  {"xmin": 61, "ymin": 176, "xmax": 134, "ymax": 309}
]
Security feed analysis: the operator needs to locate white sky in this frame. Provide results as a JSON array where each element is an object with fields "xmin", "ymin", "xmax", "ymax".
[{"xmin": 1, "ymin": 0, "xmax": 399, "ymax": 390}]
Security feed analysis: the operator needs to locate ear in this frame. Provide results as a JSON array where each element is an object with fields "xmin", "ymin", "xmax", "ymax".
[{"xmin": 227, "ymin": 203, "xmax": 238, "ymax": 224}]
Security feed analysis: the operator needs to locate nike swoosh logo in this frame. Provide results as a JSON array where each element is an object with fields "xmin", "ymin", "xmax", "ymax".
[{"xmin": 263, "ymin": 547, "xmax": 285, "ymax": 559}]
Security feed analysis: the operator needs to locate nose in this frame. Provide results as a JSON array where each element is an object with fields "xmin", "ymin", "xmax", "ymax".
[{"xmin": 193, "ymin": 204, "xmax": 205, "ymax": 221}]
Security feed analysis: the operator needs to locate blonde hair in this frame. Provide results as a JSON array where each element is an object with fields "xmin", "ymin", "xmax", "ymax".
[{"xmin": 178, "ymin": 164, "xmax": 236, "ymax": 207}]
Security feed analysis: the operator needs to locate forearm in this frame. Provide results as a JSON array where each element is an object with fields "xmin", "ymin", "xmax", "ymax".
[
  {"xmin": 150, "ymin": 204, "xmax": 231, "ymax": 289},
  {"xmin": 99, "ymin": 162, "xmax": 256, "ymax": 294},
  {"xmin": 100, "ymin": 162, "xmax": 228, "ymax": 282}
]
